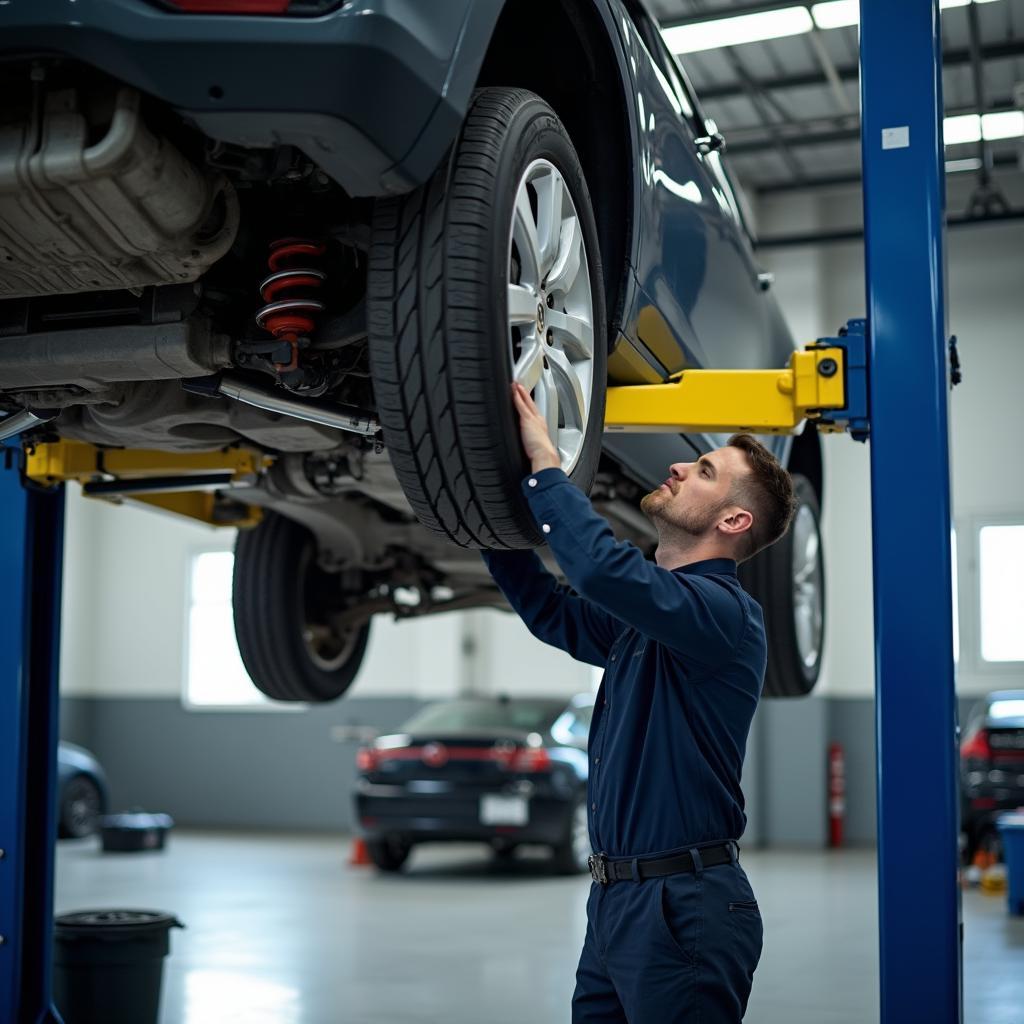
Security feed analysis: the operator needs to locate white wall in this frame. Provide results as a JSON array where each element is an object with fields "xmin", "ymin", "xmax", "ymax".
[{"xmin": 757, "ymin": 171, "xmax": 1024, "ymax": 698}]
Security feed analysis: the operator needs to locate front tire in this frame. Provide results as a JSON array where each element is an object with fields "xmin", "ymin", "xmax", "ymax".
[
  {"xmin": 368, "ymin": 87, "xmax": 607, "ymax": 549},
  {"xmin": 58, "ymin": 775, "xmax": 103, "ymax": 839},
  {"xmin": 740, "ymin": 475, "xmax": 824, "ymax": 698},
  {"xmin": 232, "ymin": 513, "xmax": 371, "ymax": 703}
]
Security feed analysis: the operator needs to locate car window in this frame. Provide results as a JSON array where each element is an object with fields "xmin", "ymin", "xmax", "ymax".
[
  {"xmin": 401, "ymin": 699, "xmax": 563, "ymax": 733},
  {"xmin": 620, "ymin": 0, "xmax": 702, "ymax": 135}
]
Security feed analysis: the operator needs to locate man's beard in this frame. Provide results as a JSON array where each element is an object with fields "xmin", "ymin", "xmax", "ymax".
[{"xmin": 640, "ymin": 488, "xmax": 727, "ymax": 539}]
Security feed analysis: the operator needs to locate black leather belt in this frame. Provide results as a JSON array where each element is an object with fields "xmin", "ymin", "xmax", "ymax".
[{"xmin": 587, "ymin": 842, "xmax": 738, "ymax": 885}]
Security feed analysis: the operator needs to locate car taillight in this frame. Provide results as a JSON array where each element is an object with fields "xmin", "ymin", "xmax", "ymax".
[
  {"xmin": 356, "ymin": 748, "xmax": 379, "ymax": 772},
  {"xmin": 960, "ymin": 728, "xmax": 991, "ymax": 760},
  {"xmin": 510, "ymin": 748, "xmax": 552, "ymax": 773},
  {"xmin": 158, "ymin": 0, "xmax": 346, "ymax": 14},
  {"xmin": 164, "ymin": 1, "xmax": 291, "ymax": 11}
]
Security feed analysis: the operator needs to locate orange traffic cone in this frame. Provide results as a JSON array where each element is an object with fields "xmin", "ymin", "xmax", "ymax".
[{"xmin": 348, "ymin": 837, "xmax": 372, "ymax": 867}]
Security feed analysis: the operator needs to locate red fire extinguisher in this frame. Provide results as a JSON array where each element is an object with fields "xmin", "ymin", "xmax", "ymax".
[{"xmin": 828, "ymin": 742, "xmax": 845, "ymax": 848}]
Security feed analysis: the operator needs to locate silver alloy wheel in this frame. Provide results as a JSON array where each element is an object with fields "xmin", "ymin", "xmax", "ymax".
[
  {"xmin": 572, "ymin": 800, "xmax": 591, "ymax": 870},
  {"xmin": 791, "ymin": 504, "xmax": 824, "ymax": 670},
  {"xmin": 507, "ymin": 159, "xmax": 596, "ymax": 475}
]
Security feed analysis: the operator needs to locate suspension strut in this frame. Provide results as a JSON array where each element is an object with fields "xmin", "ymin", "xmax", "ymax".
[{"xmin": 254, "ymin": 238, "xmax": 326, "ymax": 373}]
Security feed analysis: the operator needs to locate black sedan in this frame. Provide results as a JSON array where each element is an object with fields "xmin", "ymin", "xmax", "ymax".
[
  {"xmin": 960, "ymin": 690, "xmax": 1024, "ymax": 860},
  {"xmin": 354, "ymin": 694, "xmax": 593, "ymax": 874}
]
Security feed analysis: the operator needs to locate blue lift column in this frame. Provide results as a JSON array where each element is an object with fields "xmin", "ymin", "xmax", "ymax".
[
  {"xmin": 860, "ymin": 2, "xmax": 962, "ymax": 1021},
  {"xmin": 0, "ymin": 447, "xmax": 66, "ymax": 1024}
]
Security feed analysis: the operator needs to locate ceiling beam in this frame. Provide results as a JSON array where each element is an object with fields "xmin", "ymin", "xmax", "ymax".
[
  {"xmin": 751, "ymin": 152, "xmax": 1021, "ymax": 194},
  {"xmin": 694, "ymin": 41, "xmax": 1024, "ymax": 104}
]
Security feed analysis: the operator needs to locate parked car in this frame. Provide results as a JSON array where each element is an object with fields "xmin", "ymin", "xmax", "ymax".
[
  {"xmin": 0, "ymin": 0, "xmax": 824, "ymax": 704},
  {"xmin": 56, "ymin": 742, "xmax": 109, "ymax": 839},
  {"xmin": 354, "ymin": 694, "xmax": 593, "ymax": 873},
  {"xmin": 960, "ymin": 690, "xmax": 1024, "ymax": 861}
]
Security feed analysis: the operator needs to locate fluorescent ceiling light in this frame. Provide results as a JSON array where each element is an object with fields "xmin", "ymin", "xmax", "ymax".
[
  {"xmin": 811, "ymin": 0, "xmax": 995, "ymax": 31},
  {"xmin": 981, "ymin": 110, "xmax": 1024, "ymax": 140},
  {"xmin": 944, "ymin": 157, "xmax": 982, "ymax": 173},
  {"xmin": 662, "ymin": 7, "xmax": 813, "ymax": 54},
  {"xmin": 810, "ymin": 0, "xmax": 858, "ymax": 29},
  {"xmin": 943, "ymin": 113, "xmax": 981, "ymax": 145},
  {"xmin": 942, "ymin": 110, "xmax": 1024, "ymax": 145}
]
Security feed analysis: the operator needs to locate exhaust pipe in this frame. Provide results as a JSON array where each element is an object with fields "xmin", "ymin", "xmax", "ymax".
[{"xmin": 194, "ymin": 376, "xmax": 380, "ymax": 438}]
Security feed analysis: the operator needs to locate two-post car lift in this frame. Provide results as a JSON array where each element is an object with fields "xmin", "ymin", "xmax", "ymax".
[{"xmin": 1, "ymin": 2, "xmax": 960, "ymax": 1020}]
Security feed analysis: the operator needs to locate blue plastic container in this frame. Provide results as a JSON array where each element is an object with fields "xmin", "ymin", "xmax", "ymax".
[{"xmin": 996, "ymin": 812, "xmax": 1024, "ymax": 916}]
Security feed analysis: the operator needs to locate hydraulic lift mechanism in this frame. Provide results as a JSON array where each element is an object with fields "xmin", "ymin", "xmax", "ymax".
[{"xmin": 1, "ymin": 2, "xmax": 960, "ymax": 1022}]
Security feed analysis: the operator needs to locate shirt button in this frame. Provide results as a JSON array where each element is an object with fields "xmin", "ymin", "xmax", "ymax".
[
  {"xmin": 594, "ymin": 757, "xmax": 601, "ymax": 765},
  {"xmin": 528, "ymin": 478, "xmax": 537, "ymax": 487},
  {"xmin": 610, "ymin": 654, "xmax": 616, "ymax": 662},
  {"xmin": 541, "ymin": 524, "xmax": 551, "ymax": 534},
  {"xmin": 591, "ymin": 803, "xmax": 597, "ymax": 811}
]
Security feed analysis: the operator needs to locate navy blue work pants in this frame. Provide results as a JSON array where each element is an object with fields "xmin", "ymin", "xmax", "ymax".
[{"xmin": 571, "ymin": 860, "xmax": 763, "ymax": 1023}]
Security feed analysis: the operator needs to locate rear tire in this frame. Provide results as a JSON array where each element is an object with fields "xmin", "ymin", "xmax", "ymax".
[
  {"xmin": 368, "ymin": 87, "xmax": 607, "ymax": 549},
  {"xmin": 739, "ymin": 475, "xmax": 824, "ymax": 698},
  {"xmin": 366, "ymin": 836, "xmax": 412, "ymax": 873},
  {"xmin": 232, "ymin": 513, "xmax": 371, "ymax": 703}
]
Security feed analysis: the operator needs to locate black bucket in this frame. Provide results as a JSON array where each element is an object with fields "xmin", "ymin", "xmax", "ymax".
[{"xmin": 53, "ymin": 910, "xmax": 184, "ymax": 1024}]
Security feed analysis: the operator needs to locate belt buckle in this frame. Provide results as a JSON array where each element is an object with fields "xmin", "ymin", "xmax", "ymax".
[{"xmin": 588, "ymin": 853, "xmax": 609, "ymax": 885}]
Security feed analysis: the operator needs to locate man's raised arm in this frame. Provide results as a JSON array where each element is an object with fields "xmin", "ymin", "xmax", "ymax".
[{"xmin": 481, "ymin": 549, "xmax": 623, "ymax": 667}]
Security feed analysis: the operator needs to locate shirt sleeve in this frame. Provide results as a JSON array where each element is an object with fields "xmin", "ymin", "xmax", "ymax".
[
  {"xmin": 520, "ymin": 468, "xmax": 746, "ymax": 667},
  {"xmin": 480, "ymin": 549, "xmax": 624, "ymax": 667}
]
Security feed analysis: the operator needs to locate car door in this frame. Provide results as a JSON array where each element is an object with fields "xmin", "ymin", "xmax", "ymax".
[{"xmin": 612, "ymin": 0, "xmax": 779, "ymax": 376}]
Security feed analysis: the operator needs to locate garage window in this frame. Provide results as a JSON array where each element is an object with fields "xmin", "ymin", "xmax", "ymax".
[
  {"xmin": 978, "ymin": 523, "xmax": 1024, "ymax": 663},
  {"xmin": 185, "ymin": 551, "xmax": 278, "ymax": 708}
]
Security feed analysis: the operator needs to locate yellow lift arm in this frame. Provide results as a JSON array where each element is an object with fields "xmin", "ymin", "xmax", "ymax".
[
  {"xmin": 24, "ymin": 440, "xmax": 270, "ymax": 529},
  {"xmin": 604, "ymin": 344, "xmax": 852, "ymax": 436}
]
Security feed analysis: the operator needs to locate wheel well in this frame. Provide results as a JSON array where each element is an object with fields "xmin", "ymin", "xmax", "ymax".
[
  {"xmin": 787, "ymin": 425, "xmax": 823, "ymax": 508},
  {"xmin": 476, "ymin": 0, "xmax": 633, "ymax": 341}
]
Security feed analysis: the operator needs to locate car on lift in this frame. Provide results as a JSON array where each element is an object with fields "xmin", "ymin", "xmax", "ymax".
[
  {"xmin": 354, "ymin": 693, "xmax": 594, "ymax": 873},
  {"xmin": 56, "ymin": 742, "xmax": 109, "ymax": 839},
  {"xmin": 0, "ymin": 0, "xmax": 825, "ymax": 705},
  {"xmin": 960, "ymin": 690, "xmax": 1024, "ymax": 862}
]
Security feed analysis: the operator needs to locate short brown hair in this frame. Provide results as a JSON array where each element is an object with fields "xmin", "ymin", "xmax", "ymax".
[{"xmin": 727, "ymin": 434, "xmax": 797, "ymax": 561}]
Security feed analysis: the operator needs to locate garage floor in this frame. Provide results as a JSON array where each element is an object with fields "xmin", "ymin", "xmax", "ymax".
[{"xmin": 56, "ymin": 832, "xmax": 1023, "ymax": 1024}]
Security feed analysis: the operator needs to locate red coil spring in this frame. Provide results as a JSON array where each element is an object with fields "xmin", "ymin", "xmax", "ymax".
[{"xmin": 255, "ymin": 238, "xmax": 327, "ymax": 371}]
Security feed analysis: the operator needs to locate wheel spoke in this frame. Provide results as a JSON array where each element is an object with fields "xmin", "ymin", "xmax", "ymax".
[
  {"xmin": 513, "ymin": 187, "xmax": 541, "ymax": 286},
  {"xmin": 546, "ymin": 346, "xmax": 587, "ymax": 430},
  {"xmin": 546, "ymin": 307, "xmax": 594, "ymax": 359},
  {"xmin": 535, "ymin": 168, "xmax": 565, "ymax": 278},
  {"xmin": 535, "ymin": 368, "xmax": 560, "ymax": 442},
  {"xmin": 508, "ymin": 283, "xmax": 536, "ymax": 326},
  {"xmin": 545, "ymin": 218, "xmax": 583, "ymax": 296},
  {"xmin": 512, "ymin": 336, "xmax": 545, "ymax": 393}
]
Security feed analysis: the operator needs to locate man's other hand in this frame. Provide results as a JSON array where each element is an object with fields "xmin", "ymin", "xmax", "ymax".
[{"xmin": 511, "ymin": 382, "xmax": 561, "ymax": 473}]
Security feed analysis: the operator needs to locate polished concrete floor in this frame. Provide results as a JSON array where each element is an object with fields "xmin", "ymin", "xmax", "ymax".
[{"xmin": 55, "ymin": 832, "xmax": 1023, "ymax": 1024}]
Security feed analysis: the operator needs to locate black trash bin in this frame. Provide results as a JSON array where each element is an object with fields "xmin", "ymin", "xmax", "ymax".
[
  {"xmin": 53, "ymin": 910, "xmax": 183, "ymax": 1024},
  {"xmin": 99, "ymin": 812, "xmax": 174, "ymax": 853}
]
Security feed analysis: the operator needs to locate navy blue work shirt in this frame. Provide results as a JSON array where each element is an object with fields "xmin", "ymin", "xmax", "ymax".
[{"xmin": 481, "ymin": 467, "xmax": 767, "ymax": 859}]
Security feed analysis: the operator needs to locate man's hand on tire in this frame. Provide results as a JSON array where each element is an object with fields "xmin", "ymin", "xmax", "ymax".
[{"xmin": 511, "ymin": 382, "xmax": 560, "ymax": 474}]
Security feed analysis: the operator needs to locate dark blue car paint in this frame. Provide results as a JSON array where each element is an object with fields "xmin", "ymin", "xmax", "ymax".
[{"xmin": 0, "ymin": 0, "xmax": 799, "ymax": 482}]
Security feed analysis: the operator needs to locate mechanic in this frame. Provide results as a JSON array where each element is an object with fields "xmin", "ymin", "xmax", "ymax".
[{"xmin": 481, "ymin": 382, "xmax": 797, "ymax": 1023}]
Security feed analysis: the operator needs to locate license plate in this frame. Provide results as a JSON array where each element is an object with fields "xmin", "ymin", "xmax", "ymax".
[{"xmin": 480, "ymin": 795, "xmax": 528, "ymax": 826}]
